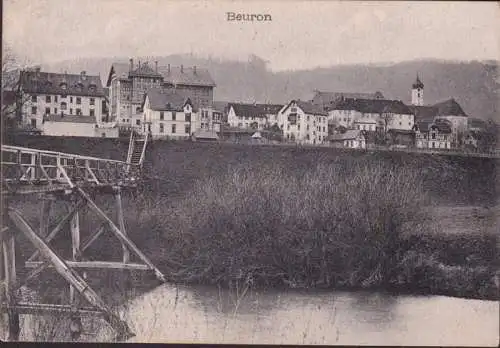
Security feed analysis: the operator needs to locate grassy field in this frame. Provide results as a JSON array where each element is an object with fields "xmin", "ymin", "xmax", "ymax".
[{"xmin": 4, "ymin": 136, "xmax": 500, "ymax": 303}]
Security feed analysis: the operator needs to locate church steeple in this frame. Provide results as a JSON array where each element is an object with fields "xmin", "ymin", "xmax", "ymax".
[{"xmin": 411, "ymin": 73, "xmax": 424, "ymax": 106}]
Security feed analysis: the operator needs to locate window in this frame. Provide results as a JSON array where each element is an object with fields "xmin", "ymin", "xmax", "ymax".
[
  {"xmin": 31, "ymin": 106, "xmax": 37, "ymax": 115},
  {"xmin": 90, "ymin": 109, "xmax": 95, "ymax": 117},
  {"xmin": 32, "ymin": 95, "xmax": 37, "ymax": 102},
  {"xmin": 46, "ymin": 96, "xmax": 51, "ymax": 103},
  {"xmin": 76, "ymin": 108, "xmax": 82, "ymax": 116},
  {"xmin": 172, "ymin": 112, "xmax": 176, "ymax": 121},
  {"xmin": 185, "ymin": 125, "xmax": 190, "ymax": 134},
  {"xmin": 432, "ymin": 133, "xmax": 436, "ymax": 140},
  {"xmin": 136, "ymin": 119, "xmax": 140, "ymax": 125},
  {"xmin": 55, "ymin": 96, "xmax": 58, "ymax": 102},
  {"xmin": 76, "ymin": 97, "xmax": 81, "ymax": 105},
  {"xmin": 54, "ymin": 108, "xmax": 58, "ymax": 114},
  {"xmin": 172, "ymin": 124, "xmax": 176, "ymax": 133},
  {"xmin": 90, "ymin": 98, "xmax": 95, "ymax": 106},
  {"xmin": 45, "ymin": 107, "xmax": 50, "ymax": 115},
  {"xmin": 185, "ymin": 113, "xmax": 191, "ymax": 122},
  {"xmin": 61, "ymin": 102, "xmax": 67, "ymax": 110},
  {"xmin": 160, "ymin": 112, "xmax": 164, "ymax": 120},
  {"xmin": 31, "ymin": 119, "xmax": 37, "ymax": 127},
  {"xmin": 70, "ymin": 108, "xmax": 73, "ymax": 115},
  {"xmin": 70, "ymin": 97, "xmax": 73, "ymax": 103}
]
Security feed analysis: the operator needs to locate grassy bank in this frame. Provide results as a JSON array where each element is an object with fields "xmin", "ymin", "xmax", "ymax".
[{"xmin": 4, "ymin": 136, "xmax": 499, "ymax": 303}]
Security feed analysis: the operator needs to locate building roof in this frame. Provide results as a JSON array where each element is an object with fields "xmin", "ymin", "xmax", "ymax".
[
  {"xmin": 468, "ymin": 117, "xmax": 487, "ymax": 130},
  {"xmin": 294, "ymin": 100, "xmax": 328, "ymax": 116},
  {"xmin": 332, "ymin": 98, "xmax": 413, "ymax": 115},
  {"xmin": 106, "ymin": 63, "xmax": 130, "ymax": 86},
  {"xmin": 260, "ymin": 104, "xmax": 284, "ymax": 115},
  {"xmin": 130, "ymin": 62, "xmax": 162, "ymax": 78},
  {"xmin": 409, "ymin": 98, "xmax": 468, "ymax": 120},
  {"xmin": 313, "ymin": 90, "xmax": 385, "ymax": 105},
  {"xmin": 158, "ymin": 65, "xmax": 216, "ymax": 87},
  {"xmin": 44, "ymin": 114, "xmax": 97, "ymax": 124},
  {"xmin": 432, "ymin": 98, "xmax": 468, "ymax": 117},
  {"xmin": 213, "ymin": 101, "xmax": 229, "ymax": 113},
  {"xmin": 144, "ymin": 88, "xmax": 193, "ymax": 112},
  {"xmin": 20, "ymin": 70, "xmax": 105, "ymax": 97},
  {"xmin": 414, "ymin": 118, "xmax": 452, "ymax": 133},
  {"xmin": 228, "ymin": 103, "xmax": 267, "ymax": 118}
]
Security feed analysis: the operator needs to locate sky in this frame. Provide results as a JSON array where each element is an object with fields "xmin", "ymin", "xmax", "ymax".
[{"xmin": 3, "ymin": 0, "xmax": 499, "ymax": 71}]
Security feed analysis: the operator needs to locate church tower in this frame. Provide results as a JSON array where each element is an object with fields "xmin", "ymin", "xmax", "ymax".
[{"xmin": 411, "ymin": 74, "xmax": 424, "ymax": 106}]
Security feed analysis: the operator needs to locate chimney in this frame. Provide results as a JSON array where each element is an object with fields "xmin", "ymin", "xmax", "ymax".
[
  {"xmin": 155, "ymin": 61, "xmax": 158, "ymax": 72},
  {"xmin": 167, "ymin": 64, "xmax": 170, "ymax": 73},
  {"xmin": 129, "ymin": 58, "xmax": 133, "ymax": 72},
  {"xmin": 80, "ymin": 71, "xmax": 87, "ymax": 81},
  {"xmin": 181, "ymin": 65, "xmax": 184, "ymax": 73},
  {"xmin": 138, "ymin": 60, "xmax": 141, "ymax": 69},
  {"xmin": 193, "ymin": 66, "xmax": 197, "ymax": 74}
]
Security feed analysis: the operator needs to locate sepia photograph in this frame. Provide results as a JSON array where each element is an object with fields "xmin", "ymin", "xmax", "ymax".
[{"xmin": 1, "ymin": 0, "xmax": 499, "ymax": 345}]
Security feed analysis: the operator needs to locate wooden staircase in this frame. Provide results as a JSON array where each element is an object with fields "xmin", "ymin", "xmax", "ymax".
[{"xmin": 126, "ymin": 130, "xmax": 148, "ymax": 171}]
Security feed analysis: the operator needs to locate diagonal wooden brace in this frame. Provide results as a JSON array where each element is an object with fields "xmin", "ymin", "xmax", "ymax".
[
  {"xmin": 7, "ymin": 208, "xmax": 134, "ymax": 341},
  {"xmin": 76, "ymin": 187, "xmax": 166, "ymax": 283}
]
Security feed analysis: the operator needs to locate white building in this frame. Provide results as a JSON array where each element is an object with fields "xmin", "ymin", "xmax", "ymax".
[
  {"xmin": 413, "ymin": 119, "xmax": 452, "ymax": 149},
  {"xmin": 142, "ymin": 88, "xmax": 194, "ymax": 140},
  {"xmin": 19, "ymin": 67, "xmax": 106, "ymax": 130},
  {"xmin": 42, "ymin": 114, "xmax": 118, "ymax": 138},
  {"xmin": 197, "ymin": 107, "xmax": 222, "ymax": 133},
  {"xmin": 227, "ymin": 103, "xmax": 284, "ymax": 130},
  {"xmin": 329, "ymin": 129, "xmax": 367, "ymax": 149},
  {"xmin": 278, "ymin": 100, "xmax": 328, "ymax": 145}
]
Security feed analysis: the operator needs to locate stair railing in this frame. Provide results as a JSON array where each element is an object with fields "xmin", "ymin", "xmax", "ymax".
[
  {"xmin": 137, "ymin": 131, "xmax": 149, "ymax": 166},
  {"xmin": 126, "ymin": 129, "xmax": 135, "ymax": 165}
]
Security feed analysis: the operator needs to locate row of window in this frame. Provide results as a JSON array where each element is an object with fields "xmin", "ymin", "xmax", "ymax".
[
  {"xmin": 157, "ymin": 124, "xmax": 190, "ymax": 134},
  {"xmin": 287, "ymin": 123, "xmax": 327, "ymax": 133},
  {"xmin": 33, "ymin": 106, "xmax": 95, "ymax": 117},
  {"xmin": 31, "ymin": 95, "xmax": 96, "ymax": 105},
  {"xmin": 159, "ymin": 111, "xmax": 191, "ymax": 122},
  {"xmin": 285, "ymin": 133, "xmax": 325, "ymax": 142}
]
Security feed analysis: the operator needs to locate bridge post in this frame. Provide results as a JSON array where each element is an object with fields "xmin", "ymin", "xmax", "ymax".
[
  {"xmin": 69, "ymin": 194, "xmax": 83, "ymax": 340},
  {"xmin": 114, "ymin": 187, "xmax": 130, "ymax": 264},
  {"xmin": 2, "ymin": 197, "xmax": 20, "ymax": 341}
]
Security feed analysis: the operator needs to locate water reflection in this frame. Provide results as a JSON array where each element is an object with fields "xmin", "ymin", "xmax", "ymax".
[{"xmin": 121, "ymin": 284, "xmax": 498, "ymax": 346}]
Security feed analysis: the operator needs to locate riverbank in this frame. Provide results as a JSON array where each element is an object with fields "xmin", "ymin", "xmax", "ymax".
[{"xmin": 5, "ymin": 136, "xmax": 499, "ymax": 305}]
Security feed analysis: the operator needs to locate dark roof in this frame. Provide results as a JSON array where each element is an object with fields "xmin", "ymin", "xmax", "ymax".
[
  {"xmin": 332, "ymin": 98, "xmax": 413, "ymax": 115},
  {"xmin": 20, "ymin": 70, "xmax": 105, "ymax": 97},
  {"xmin": 44, "ymin": 114, "xmax": 96, "ymax": 124},
  {"xmin": 213, "ymin": 101, "xmax": 229, "ymax": 113},
  {"xmin": 313, "ymin": 90, "xmax": 385, "ymax": 105},
  {"xmin": 432, "ymin": 98, "xmax": 468, "ymax": 117},
  {"xmin": 228, "ymin": 103, "xmax": 267, "ymax": 118},
  {"xmin": 106, "ymin": 63, "xmax": 130, "ymax": 86},
  {"xmin": 408, "ymin": 105, "xmax": 438, "ymax": 119},
  {"xmin": 414, "ymin": 118, "xmax": 452, "ymax": 133},
  {"xmin": 295, "ymin": 100, "xmax": 328, "ymax": 116},
  {"xmin": 468, "ymin": 117, "xmax": 487, "ymax": 129},
  {"xmin": 412, "ymin": 75, "xmax": 424, "ymax": 89},
  {"xmin": 259, "ymin": 104, "xmax": 284, "ymax": 114},
  {"xmin": 130, "ymin": 62, "xmax": 162, "ymax": 78},
  {"xmin": 328, "ymin": 129, "xmax": 364, "ymax": 141},
  {"xmin": 144, "ymin": 88, "xmax": 193, "ymax": 112},
  {"xmin": 158, "ymin": 66, "xmax": 216, "ymax": 87}
]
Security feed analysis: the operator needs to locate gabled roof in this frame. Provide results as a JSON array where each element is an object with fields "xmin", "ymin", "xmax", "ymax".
[
  {"xmin": 293, "ymin": 100, "xmax": 328, "ymax": 116},
  {"xmin": 332, "ymin": 98, "xmax": 413, "ymax": 115},
  {"xmin": 313, "ymin": 90, "xmax": 385, "ymax": 105},
  {"xmin": 20, "ymin": 70, "xmax": 105, "ymax": 97},
  {"xmin": 130, "ymin": 62, "xmax": 162, "ymax": 78},
  {"xmin": 44, "ymin": 114, "xmax": 96, "ymax": 124},
  {"xmin": 432, "ymin": 98, "xmax": 468, "ymax": 117},
  {"xmin": 408, "ymin": 105, "xmax": 438, "ymax": 119},
  {"xmin": 260, "ymin": 104, "xmax": 284, "ymax": 115},
  {"xmin": 228, "ymin": 103, "xmax": 267, "ymax": 118},
  {"xmin": 414, "ymin": 118, "xmax": 452, "ymax": 133},
  {"xmin": 158, "ymin": 66, "xmax": 216, "ymax": 87},
  {"xmin": 213, "ymin": 101, "xmax": 229, "ymax": 113},
  {"xmin": 144, "ymin": 88, "xmax": 193, "ymax": 112},
  {"xmin": 106, "ymin": 63, "xmax": 130, "ymax": 86}
]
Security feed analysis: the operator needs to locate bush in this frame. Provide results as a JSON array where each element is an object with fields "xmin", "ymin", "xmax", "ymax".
[{"xmin": 134, "ymin": 158, "xmax": 431, "ymax": 289}]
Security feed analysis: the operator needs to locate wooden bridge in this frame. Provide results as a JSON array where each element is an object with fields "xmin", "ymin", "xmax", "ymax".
[{"xmin": 0, "ymin": 130, "xmax": 163, "ymax": 341}]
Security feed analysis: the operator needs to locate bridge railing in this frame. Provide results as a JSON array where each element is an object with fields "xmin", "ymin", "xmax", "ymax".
[{"xmin": 1, "ymin": 145, "xmax": 141, "ymax": 188}]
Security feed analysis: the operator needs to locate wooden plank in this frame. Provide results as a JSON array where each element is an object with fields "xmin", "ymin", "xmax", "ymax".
[
  {"xmin": 27, "ymin": 199, "xmax": 85, "ymax": 262},
  {"xmin": 3, "ymin": 234, "xmax": 20, "ymax": 341},
  {"xmin": 115, "ymin": 189, "xmax": 130, "ymax": 263},
  {"xmin": 77, "ymin": 187, "xmax": 166, "ymax": 283},
  {"xmin": 2, "ymin": 303, "xmax": 104, "ymax": 317},
  {"xmin": 79, "ymin": 223, "xmax": 106, "ymax": 255},
  {"xmin": 25, "ymin": 261, "xmax": 150, "ymax": 271},
  {"xmin": 7, "ymin": 208, "xmax": 134, "ymax": 340},
  {"xmin": 70, "ymin": 207, "xmax": 82, "ymax": 341}
]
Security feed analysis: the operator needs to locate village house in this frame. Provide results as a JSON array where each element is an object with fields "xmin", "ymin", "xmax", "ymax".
[
  {"xmin": 106, "ymin": 59, "xmax": 215, "ymax": 130},
  {"xmin": 328, "ymin": 98, "xmax": 415, "ymax": 132},
  {"xmin": 328, "ymin": 129, "xmax": 367, "ymax": 149},
  {"xmin": 197, "ymin": 107, "xmax": 222, "ymax": 133},
  {"xmin": 311, "ymin": 90, "xmax": 385, "ymax": 112},
  {"xmin": 413, "ymin": 119, "xmax": 452, "ymax": 149},
  {"xmin": 227, "ymin": 103, "xmax": 267, "ymax": 130},
  {"xmin": 18, "ymin": 67, "xmax": 107, "ymax": 134},
  {"xmin": 141, "ymin": 88, "xmax": 194, "ymax": 140},
  {"xmin": 278, "ymin": 100, "xmax": 328, "ymax": 145}
]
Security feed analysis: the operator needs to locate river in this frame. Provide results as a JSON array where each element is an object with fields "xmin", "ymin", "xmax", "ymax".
[{"xmin": 74, "ymin": 283, "xmax": 498, "ymax": 346}]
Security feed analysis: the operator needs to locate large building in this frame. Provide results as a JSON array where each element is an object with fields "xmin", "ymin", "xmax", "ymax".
[
  {"xmin": 311, "ymin": 90, "xmax": 385, "ymax": 112},
  {"xmin": 226, "ymin": 102, "xmax": 283, "ymax": 130},
  {"xmin": 106, "ymin": 60, "xmax": 215, "ymax": 130},
  {"xmin": 278, "ymin": 100, "xmax": 328, "ymax": 145},
  {"xmin": 18, "ymin": 67, "xmax": 106, "ymax": 131}
]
